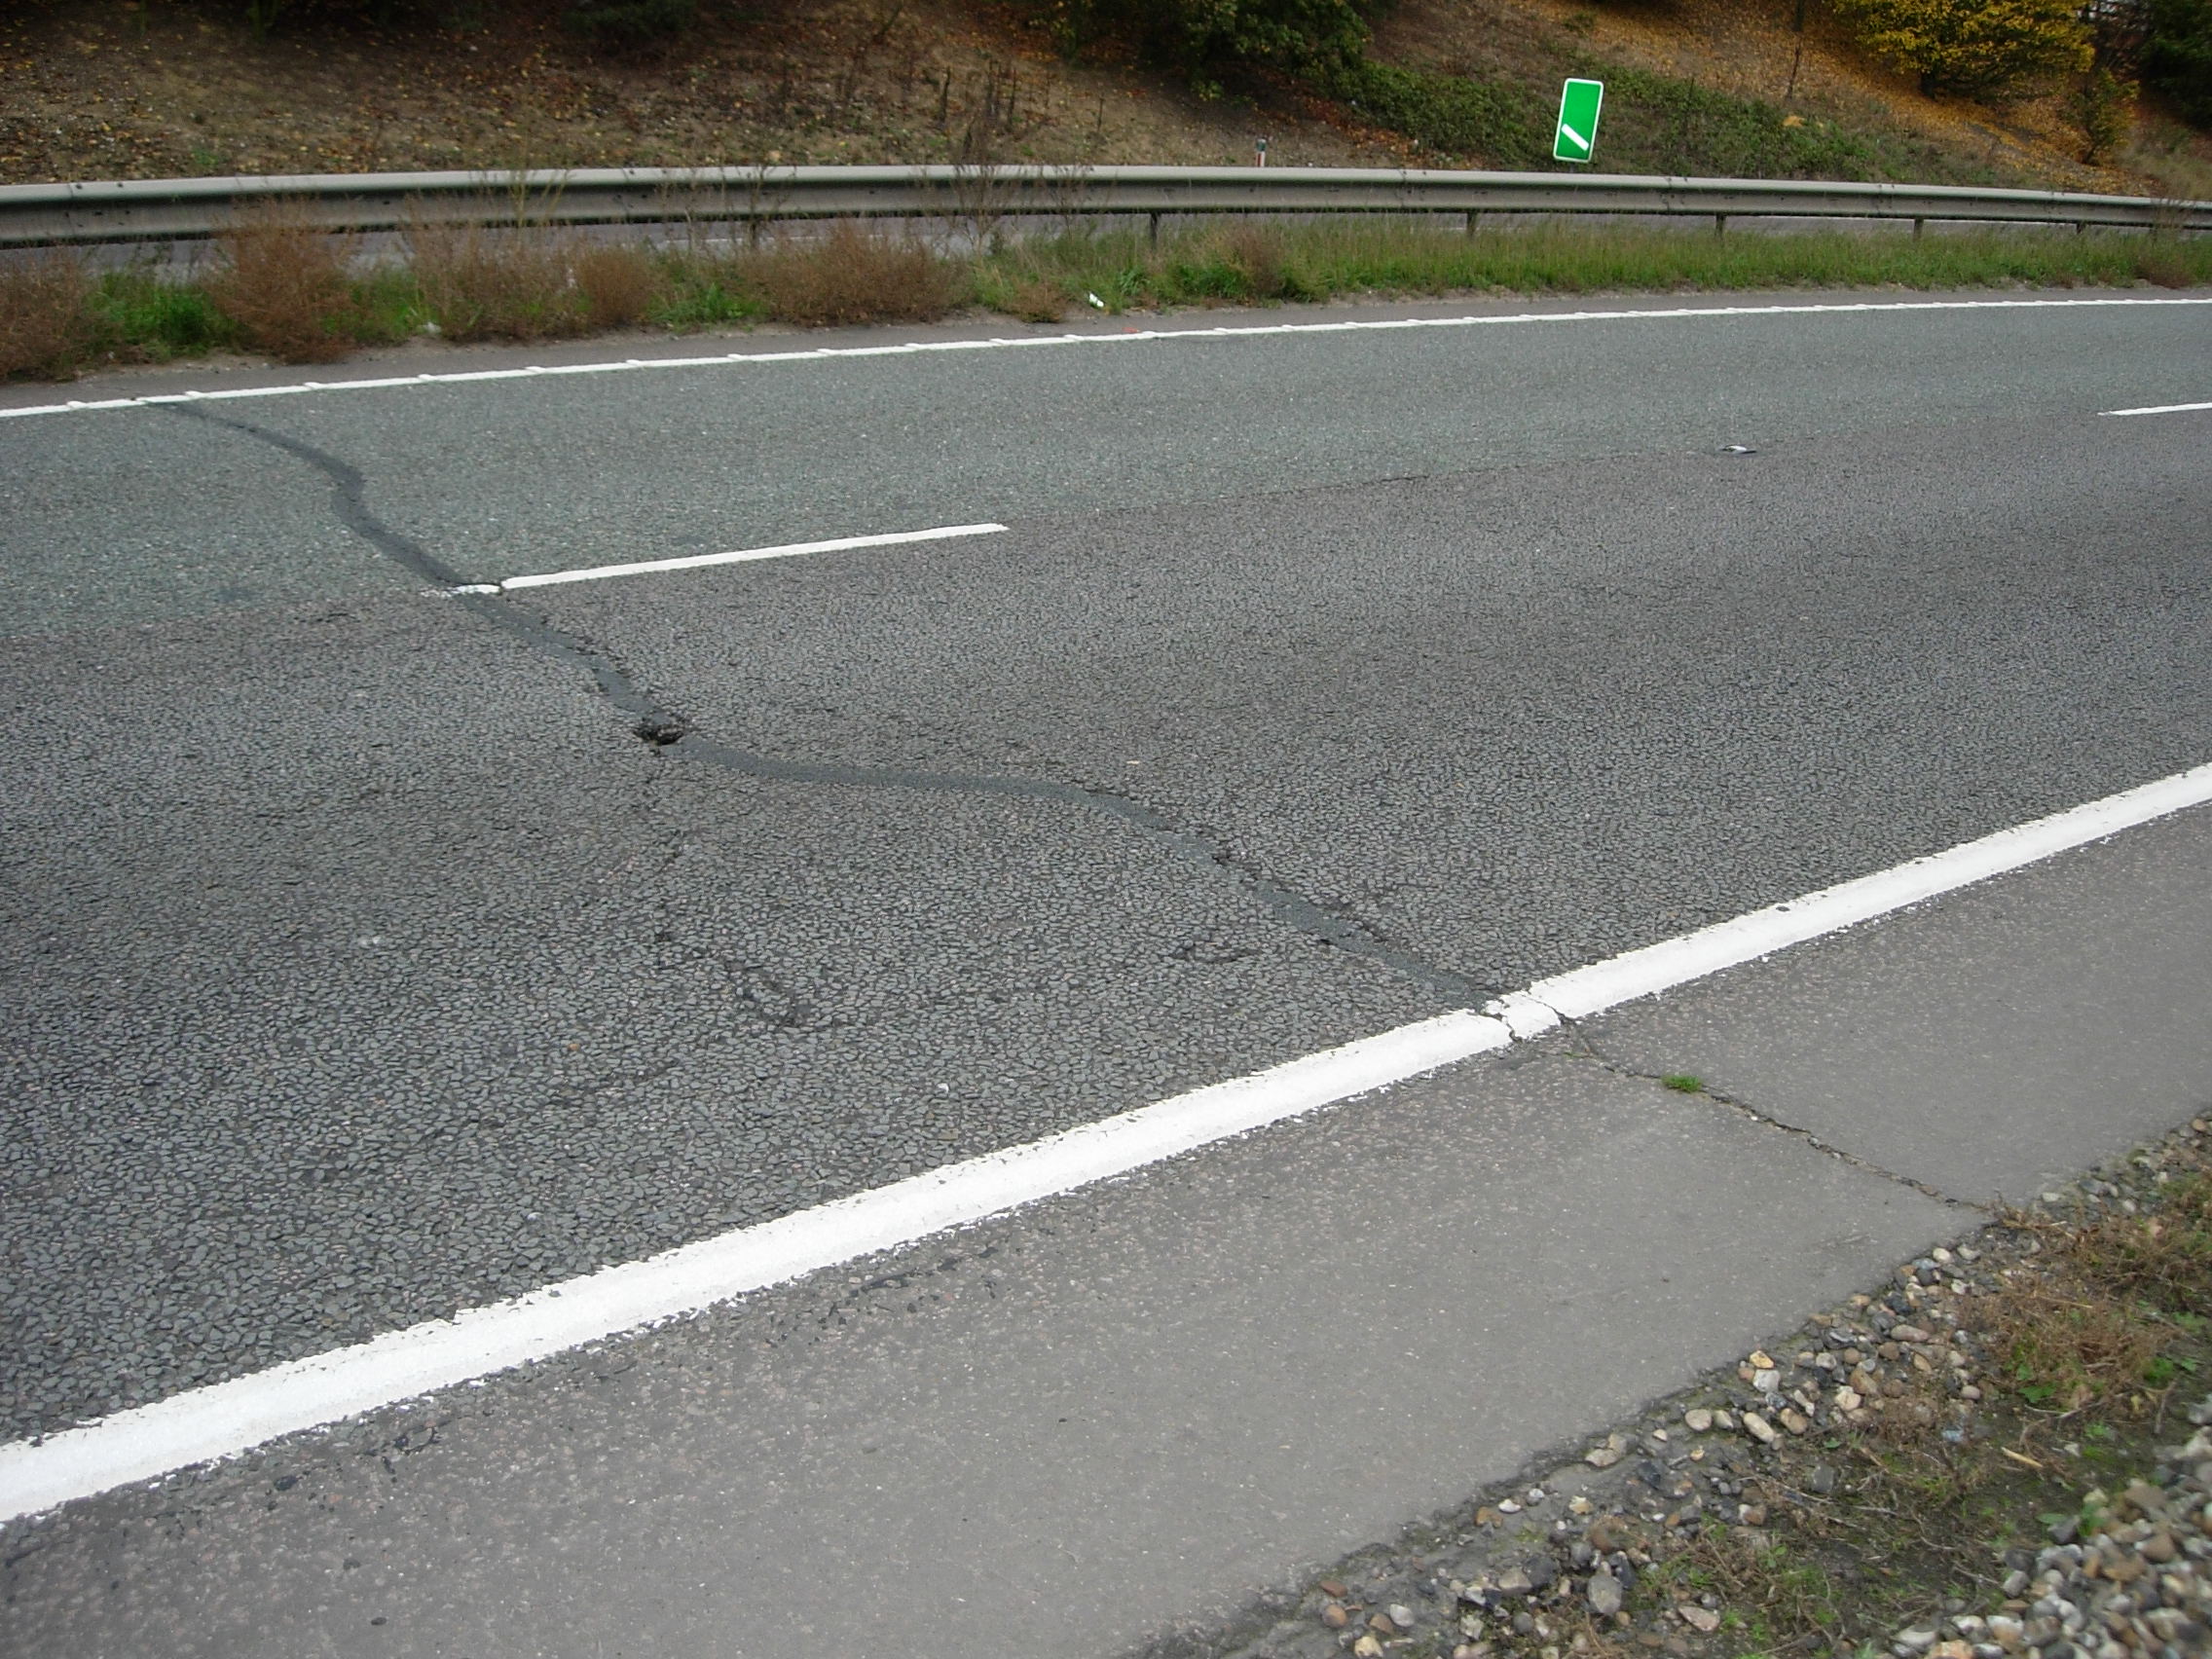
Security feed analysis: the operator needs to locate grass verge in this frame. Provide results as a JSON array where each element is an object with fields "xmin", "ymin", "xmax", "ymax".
[{"xmin": 5, "ymin": 216, "xmax": 2208, "ymax": 383}]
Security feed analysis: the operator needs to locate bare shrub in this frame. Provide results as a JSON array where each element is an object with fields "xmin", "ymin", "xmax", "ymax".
[
  {"xmin": 409, "ymin": 219, "xmax": 585, "ymax": 343},
  {"xmin": 745, "ymin": 223, "xmax": 955, "ymax": 327},
  {"xmin": 209, "ymin": 202, "xmax": 358, "ymax": 364},
  {"xmin": 572, "ymin": 243, "xmax": 662, "ymax": 327},
  {"xmin": 1001, "ymin": 275, "xmax": 1068, "ymax": 322},
  {"xmin": 1978, "ymin": 1282, "xmax": 2167, "ymax": 1413},
  {"xmin": 0, "ymin": 254, "xmax": 94, "ymax": 381}
]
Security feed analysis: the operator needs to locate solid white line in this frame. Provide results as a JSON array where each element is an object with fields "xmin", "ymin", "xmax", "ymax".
[
  {"xmin": 495, "ymin": 523, "xmax": 1006, "ymax": 591},
  {"xmin": 5, "ymin": 762, "xmax": 2212, "ymax": 1524},
  {"xmin": 3, "ymin": 296, "xmax": 2207, "ymax": 422},
  {"xmin": 2100, "ymin": 400, "xmax": 2212, "ymax": 416},
  {"xmin": 1487, "ymin": 759, "xmax": 2212, "ymax": 1036},
  {"xmin": 0, "ymin": 1012, "xmax": 1510, "ymax": 1524}
]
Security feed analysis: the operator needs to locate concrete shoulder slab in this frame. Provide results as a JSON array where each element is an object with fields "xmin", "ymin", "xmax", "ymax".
[
  {"xmin": 0, "ymin": 1042, "xmax": 1950, "ymax": 1659},
  {"xmin": 1581, "ymin": 802, "xmax": 2212, "ymax": 1205}
]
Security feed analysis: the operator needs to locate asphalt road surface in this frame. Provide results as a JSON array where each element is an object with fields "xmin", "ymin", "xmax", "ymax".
[{"xmin": 2, "ymin": 289, "xmax": 2209, "ymax": 1657}]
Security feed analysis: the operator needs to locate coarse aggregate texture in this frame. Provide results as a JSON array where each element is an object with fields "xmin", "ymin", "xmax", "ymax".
[
  {"xmin": 0, "ymin": 586, "xmax": 1438, "ymax": 1445},
  {"xmin": 3, "ymin": 291, "xmax": 2208, "ymax": 1493},
  {"xmin": 539, "ymin": 407, "xmax": 2212, "ymax": 994},
  {"xmin": 1583, "ymin": 802, "xmax": 2212, "ymax": 1206},
  {"xmin": 50, "ymin": 296, "xmax": 2212, "ymax": 591},
  {"xmin": 1985, "ymin": 1435, "xmax": 2212, "ymax": 1659},
  {"xmin": 0, "ymin": 1036, "xmax": 1954, "ymax": 1659},
  {"xmin": 0, "ymin": 408, "xmax": 410, "ymax": 636},
  {"xmin": 4, "ymin": 705, "xmax": 2210, "ymax": 1659}
]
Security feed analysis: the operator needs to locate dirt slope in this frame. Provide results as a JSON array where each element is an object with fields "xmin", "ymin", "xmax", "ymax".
[{"xmin": 1, "ymin": 0, "xmax": 2206, "ymax": 194}]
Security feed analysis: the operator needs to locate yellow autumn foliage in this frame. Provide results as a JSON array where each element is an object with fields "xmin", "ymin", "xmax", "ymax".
[{"xmin": 1835, "ymin": 0, "xmax": 2093, "ymax": 95}]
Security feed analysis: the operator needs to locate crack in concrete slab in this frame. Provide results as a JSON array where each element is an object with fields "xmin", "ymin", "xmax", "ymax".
[
  {"xmin": 1547, "ymin": 1012, "xmax": 1979, "ymax": 1212},
  {"xmin": 173, "ymin": 405, "xmax": 1487, "ymax": 1009}
]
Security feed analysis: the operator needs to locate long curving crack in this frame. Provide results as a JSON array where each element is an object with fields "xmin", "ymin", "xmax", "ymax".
[{"xmin": 174, "ymin": 405, "xmax": 1489, "ymax": 1007}]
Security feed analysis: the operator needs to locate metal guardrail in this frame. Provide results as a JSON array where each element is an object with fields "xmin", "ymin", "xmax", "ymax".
[{"xmin": 2, "ymin": 164, "xmax": 2207, "ymax": 247}]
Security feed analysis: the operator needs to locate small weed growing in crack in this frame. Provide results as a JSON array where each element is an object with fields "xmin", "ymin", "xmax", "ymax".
[{"xmin": 1662, "ymin": 1073, "xmax": 1706, "ymax": 1093}]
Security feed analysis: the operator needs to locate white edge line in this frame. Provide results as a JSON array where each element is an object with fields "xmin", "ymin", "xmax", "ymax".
[
  {"xmin": 5, "ymin": 296, "xmax": 2208, "ymax": 422},
  {"xmin": 2100, "ymin": 400, "xmax": 2212, "ymax": 416},
  {"xmin": 0, "ymin": 1010, "xmax": 1508, "ymax": 1523},
  {"xmin": 9, "ymin": 758, "xmax": 2212, "ymax": 1521},
  {"xmin": 8, "ymin": 761, "xmax": 2212, "ymax": 1521},
  {"xmin": 496, "ymin": 523, "xmax": 1007, "ymax": 590},
  {"xmin": 1496, "ymin": 758, "xmax": 2212, "ymax": 1032}
]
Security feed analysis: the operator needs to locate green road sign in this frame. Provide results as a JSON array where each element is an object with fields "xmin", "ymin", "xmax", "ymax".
[{"xmin": 1554, "ymin": 78, "xmax": 1604, "ymax": 164}]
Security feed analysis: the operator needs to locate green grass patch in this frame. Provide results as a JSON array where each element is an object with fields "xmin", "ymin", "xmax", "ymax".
[
  {"xmin": 350, "ymin": 268, "xmax": 429, "ymax": 347},
  {"xmin": 980, "ymin": 220, "xmax": 2212, "ymax": 313},
  {"xmin": 645, "ymin": 263, "xmax": 768, "ymax": 329},
  {"xmin": 1309, "ymin": 48, "xmax": 2013, "ymax": 185},
  {"xmin": 86, "ymin": 268, "xmax": 238, "ymax": 361},
  {"xmin": 1318, "ymin": 58, "xmax": 1549, "ymax": 168},
  {"xmin": 7, "ymin": 220, "xmax": 2205, "ymax": 383},
  {"xmin": 1586, "ymin": 64, "xmax": 2001, "ymax": 185}
]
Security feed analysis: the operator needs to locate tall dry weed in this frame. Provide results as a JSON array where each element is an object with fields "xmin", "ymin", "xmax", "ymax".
[
  {"xmin": 1218, "ymin": 220, "xmax": 1289, "ymax": 299},
  {"xmin": 1001, "ymin": 275, "xmax": 1068, "ymax": 322},
  {"xmin": 745, "ymin": 224, "xmax": 955, "ymax": 327},
  {"xmin": 209, "ymin": 203, "xmax": 359, "ymax": 363},
  {"xmin": 1979, "ymin": 1282, "xmax": 2167, "ymax": 1414},
  {"xmin": 2133, "ymin": 241, "xmax": 2200, "ymax": 289},
  {"xmin": 0, "ymin": 254, "xmax": 94, "ymax": 380},
  {"xmin": 409, "ymin": 221, "xmax": 585, "ymax": 343},
  {"xmin": 571, "ymin": 243, "xmax": 662, "ymax": 328}
]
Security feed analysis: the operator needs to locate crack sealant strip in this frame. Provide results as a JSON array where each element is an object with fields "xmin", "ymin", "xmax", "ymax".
[
  {"xmin": 6, "ymin": 758, "xmax": 2212, "ymax": 1524},
  {"xmin": 5, "ymin": 296, "xmax": 2210, "ymax": 423},
  {"xmin": 163, "ymin": 403, "xmax": 1482, "ymax": 1008}
]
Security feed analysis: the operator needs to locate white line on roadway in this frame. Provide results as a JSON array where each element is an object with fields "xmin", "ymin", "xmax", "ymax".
[
  {"xmin": 3, "ymin": 296, "xmax": 2207, "ymax": 422},
  {"xmin": 2100, "ymin": 400, "xmax": 2212, "ymax": 416},
  {"xmin": 5, "ymin": 758, "xmax": 2210, "ymax": 1523},
  {"xmin": 470, "ymin": 522, "xmax": 1008, "ymax": 592}
]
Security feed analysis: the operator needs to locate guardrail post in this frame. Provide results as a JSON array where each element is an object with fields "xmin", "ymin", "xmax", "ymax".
[
  {"xmin": 1465, "ymin": 209, "xmax": 1479, "ymax": 237},
  {"xmin": 1912, "ymin": 217, "xmax": 1925, "ymax": 240},
  {"xmin": 1714, "ymin": 213, "xmax": 1727, "ymax": 237},
  {"xmin": 1148, "ymin": 210, "xmax": 1161, "ymax": 248}
]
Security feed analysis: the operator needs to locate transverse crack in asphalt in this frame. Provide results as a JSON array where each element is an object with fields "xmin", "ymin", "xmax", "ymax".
[
  {"xmin": 176, "ymin": 406, "xmax": 1487, "ymax": 1009},
  {"xmin": 1549, "ymin": 1012, "xmax": 1979, "ymax": 1211}
]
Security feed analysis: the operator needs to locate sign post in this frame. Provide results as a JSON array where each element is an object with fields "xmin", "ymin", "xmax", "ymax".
[{"xmin": 1553, "ymin": 78, "xmax": 1604, "ymax": 164}]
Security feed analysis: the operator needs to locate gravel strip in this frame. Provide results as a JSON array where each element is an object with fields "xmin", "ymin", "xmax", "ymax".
[{"xmin": 1161, "ymin": 1119, "xmax": 2212, "ymax": 1659}]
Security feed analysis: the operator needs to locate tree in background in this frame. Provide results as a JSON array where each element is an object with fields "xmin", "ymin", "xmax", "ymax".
[
  {"xmin": 2071, "ymin": 64, "xmax": 2138, "ymax": 158},
  {"xmin": 2145, "ymin": 0, "xmax": 2212, "ymax": 122},
  {"xmin": 562, "ymin": 0, "xmax": 697, "ymax": 43},
  {"xmin": 1041, "ymin": 0, "xmax": 1375, "ymax": 88},
  {"xmin": 1832, "ymin": 0, "xmax": 2092, "ymax": 95}
]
